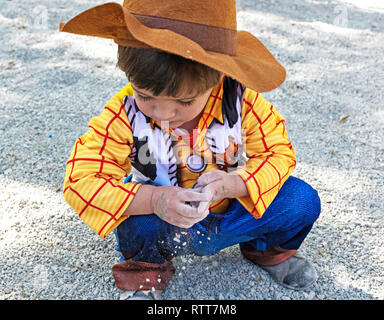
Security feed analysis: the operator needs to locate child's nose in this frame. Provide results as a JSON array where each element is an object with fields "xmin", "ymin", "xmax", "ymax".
[{"xmin": 153, "ymin": 106, "xmax": 176, "ymax": 121}]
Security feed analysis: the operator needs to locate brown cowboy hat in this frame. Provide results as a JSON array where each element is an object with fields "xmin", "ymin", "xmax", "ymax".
[{"xmin": 59, "ymin": 0, "xmax": 286, "ymax": 92}]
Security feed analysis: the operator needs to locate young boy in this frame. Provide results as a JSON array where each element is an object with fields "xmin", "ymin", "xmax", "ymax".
[{"xmin": 60, "ymin": 0, "xmax": 321, "ymax": 300}]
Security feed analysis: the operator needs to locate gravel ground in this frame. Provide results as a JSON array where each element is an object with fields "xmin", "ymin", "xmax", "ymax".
[{"xmin": 0, "ymin": 0, "xmax": 383, "ymax": 300}]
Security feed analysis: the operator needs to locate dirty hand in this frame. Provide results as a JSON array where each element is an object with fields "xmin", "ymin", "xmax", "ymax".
[
  {"xmin": 195, "ymin": 170, "xmax": 248, "ymax": 213},
  {"xmin": 151, "ymin": 186, "xmax": 212, "ymax": 229}
]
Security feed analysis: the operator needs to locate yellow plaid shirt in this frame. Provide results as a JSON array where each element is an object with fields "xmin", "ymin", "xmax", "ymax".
[{"xmin": 63, "ymin": 81, "xmax": 296, "ymax": 239}]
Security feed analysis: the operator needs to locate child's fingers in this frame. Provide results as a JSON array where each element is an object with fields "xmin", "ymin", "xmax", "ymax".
[
  {"xmin": 196, "ymin": 184, "xmax": 216, "ymax": 214},
  {"xmin": 197, "ymin": 200, "xmax": 211, "ymax": 216},
  {"xmin": 192, "ymin": 183, "xmax": 204, "ymax": 192},
  {"xmin": 197, "ymin": 170, "xmax": 222, "ymax": 186},
  {"xmin": 176, "ymin": 201, "xmax": 209, "ymax": 219},
  {"xmin": 201, "ymin": 183, "xmax": 217, "ymax": 200},
  {"xmin": 179, "ymin": 190, "xmax": 212, "ymax": 203}
]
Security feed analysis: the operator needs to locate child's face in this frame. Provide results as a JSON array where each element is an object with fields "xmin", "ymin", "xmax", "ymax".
[{"xmin": 131, "ymin": 82, "xmax": 213, "ymax": 129}]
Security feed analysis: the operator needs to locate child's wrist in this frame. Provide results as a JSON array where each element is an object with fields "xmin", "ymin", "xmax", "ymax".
[
  {"xmin": 123, "ymin": 184, "xmax": 157, "ymax": 216},
  {"xmin": 150, "ymin": 185, "xmax": 161, "ymax": 214},
  {"xmin": 228, "ymin": 173, "xmax": 249, "ymax": 198}
]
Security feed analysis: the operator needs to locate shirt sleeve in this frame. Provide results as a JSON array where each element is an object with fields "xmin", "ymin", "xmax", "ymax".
[
  {"xmin": 63, "ymin": 86, "xmax": 141, "ymax": 239},
  {"xmin": 230, "ymin": 88, "xmax": 297, "ymax": 219}
]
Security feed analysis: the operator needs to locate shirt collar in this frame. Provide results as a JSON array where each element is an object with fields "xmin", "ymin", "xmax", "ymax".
[{"xmin": 203, "ymin": 78, "xmax": 224, "ymax": 125}]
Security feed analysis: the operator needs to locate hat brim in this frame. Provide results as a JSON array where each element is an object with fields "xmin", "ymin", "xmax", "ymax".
[{"xmin": 59, "ymin": 2, "xmax": 286, "ymax": 92}]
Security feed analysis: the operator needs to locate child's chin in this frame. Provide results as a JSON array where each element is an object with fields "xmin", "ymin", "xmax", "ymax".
[{"xmin": 169, "ymin": 121, "xmax": 183, "ymax": 129}]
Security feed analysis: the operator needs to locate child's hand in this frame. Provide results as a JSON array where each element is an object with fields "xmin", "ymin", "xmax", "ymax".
[
  {"xmin": 151, "ymin": 186, "xmax": 212, "ymax": 229},
  {"xmin": 196, "ymin": 169, "xmax": 233, "ymax": 202},
  {"xmin": 195, "ymin": 170, "xmax": 248, "ymax": 214}
]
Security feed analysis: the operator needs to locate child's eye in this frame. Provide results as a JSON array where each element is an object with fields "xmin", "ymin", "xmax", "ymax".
[
  {"xmin": 179, "ymin": 100, "xmax": 194, "ymax": 106},
  {"xmin": 138, "ymin": 94, "xmax": 151, "ymax": 101}
]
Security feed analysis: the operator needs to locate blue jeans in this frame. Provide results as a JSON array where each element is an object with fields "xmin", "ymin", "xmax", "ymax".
[{"xmin": 114, "ymin": 176, "xmax": 321, "ymax": 265}]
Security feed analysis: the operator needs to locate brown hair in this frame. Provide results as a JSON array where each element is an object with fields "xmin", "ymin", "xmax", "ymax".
[{"xmin": 116, "ymin": 46, "xmax": 222, "ymax": 97}]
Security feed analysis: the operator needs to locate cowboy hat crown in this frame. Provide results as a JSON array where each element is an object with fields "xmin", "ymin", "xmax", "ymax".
[
  {"xmin": 121, "ymin": 0, "xmax": 238, "ymax": 55},
  {"xmin": 59, "ymin": 0, "xmax": 286, "ymax": 92},
  {"xmin": 123, "ymin": 0, "xmax": 237, "ymax": 30}
]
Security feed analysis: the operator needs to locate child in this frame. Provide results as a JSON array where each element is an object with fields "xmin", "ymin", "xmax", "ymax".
[{"xmin": 60, "ymin": 0, "xmax": 321, "ymax": 300}]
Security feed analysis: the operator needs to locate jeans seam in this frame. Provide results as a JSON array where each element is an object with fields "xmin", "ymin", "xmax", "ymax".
[
  {"xmin": 207, "ymin": 215, "xmax": 216, "ymax": 234},
  {"xmin": 216, "ymin": 215, "xmax": 224, "ymax": 234}
]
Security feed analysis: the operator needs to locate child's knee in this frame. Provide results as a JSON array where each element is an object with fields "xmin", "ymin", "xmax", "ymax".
[
  {"xmin": 117, "ymin": 214, "xmax": 162, "ymax": 246},
  {"xmin": 293, "ymin": 178, "xmax": 321, "ymax": 224},
  {"xmin": 310, "ymin": 187, "xmax": 321, "ymax": 221}
]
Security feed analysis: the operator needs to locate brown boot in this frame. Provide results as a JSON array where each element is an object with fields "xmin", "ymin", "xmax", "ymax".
[
  {"xmin": 261, "ymin": 252, "xmax": 318, "ymax": 290},
  {"xmin": 241, "ymin": 243, "xmax": 317, "ymax": 290}
]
